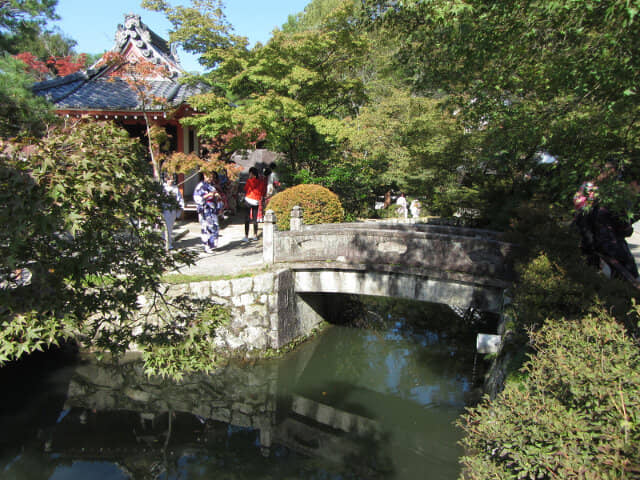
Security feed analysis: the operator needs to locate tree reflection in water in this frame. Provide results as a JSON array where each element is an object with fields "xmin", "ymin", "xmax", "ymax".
[{"xmin": 0, "ymin": 296, "xmax": 491, "ymax": 479}]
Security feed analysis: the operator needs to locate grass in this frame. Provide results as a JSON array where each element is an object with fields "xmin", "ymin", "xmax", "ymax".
[{"xmin": 161, "ymin": 267, "xmax": 269, "ymax": 284}]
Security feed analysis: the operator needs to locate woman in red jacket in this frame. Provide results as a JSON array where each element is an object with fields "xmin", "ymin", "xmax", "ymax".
[{"xmin": 243, "ymin": 167, "xmax": 265, "ymax": 241}]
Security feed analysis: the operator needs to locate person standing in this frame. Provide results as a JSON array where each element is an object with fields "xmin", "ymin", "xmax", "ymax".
[
  {"xmin": 162, "ymin": 175, "xmax": 184, "ymax": 251},
  {"xmin": 410, "ymin": 199, "xmax": 422, "ymax": 219},
  {"xmin": 243, "ymin": 167, "xmax": 265, "ymax": 241},
  {"xmin": 573, "ymin": 164, "xmax": 639, "ymax": 280},
  {"xmin": 383, "ymin": 190, "xmax": 392, "ymax": 209},
  {"xmin": 396, "ymin": 192, "xmax": 408, "ymax": 219},
  {"xmin": 201, "ymin": 192, "xmax": 224, "ymax": 253},
  {"xmin": 194, "ymin": 172, "xmax": 219, "ymax": 253},
  {"xmin": 265, "ymin": 162, "xmax": 280, "ymax": 198}
]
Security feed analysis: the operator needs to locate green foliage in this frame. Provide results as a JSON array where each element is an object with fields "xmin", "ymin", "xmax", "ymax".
[
  {"xmin": 458, "ymin": 308, "xmax": 640, "ymax": 479},
  {"xmin": 282, "ymin": 0, "xmax": 354, "ymax": 34},
  {"xmin": 0, "ymin": 0, "xmax": 58, "ymax": 53},
  {"xmin": 375, "ymin": 204, "xmax": 402, "ymax": 219},
  {"xmin": 15, "ymin": 26, "xmax": 76, "ymax": 58},
  {"xmin": 142, "ymin": 303, "xmax": 230, "ymax": 380},
  {"xmin": 514, "ymin": 253, "xmax": 589, "ymax": 330},
  {"xmin": 161, "ymin": 271, "xmax": 258, "ymax": 284},
  {"xmin": 267, "ymin": 183, "xmax": 344, "ymax": 230},
  {"xmin": 0, "ymin": 54, "xmax": 54, "ymax": 138},
  {"xmin": 0, "ymin": 120, "xmax": 196, "ymax": 365},
  {"xmin": 506, "ymin": 203, "xmax": 639, "ymax": 334},
  {"xmin": 180, "ymin": 2, "xmax": 368, "ymax": 199},
  {"xmin": 362, "ymin": 0, "xmax": 640, "ymax": 226},
  {"xmin": 141, "ymin": 0, "xmax": 248, "ymax": 71},
  {"xmin": 342, "ymin": 87, "xmax": 474, "ymax": 213}
]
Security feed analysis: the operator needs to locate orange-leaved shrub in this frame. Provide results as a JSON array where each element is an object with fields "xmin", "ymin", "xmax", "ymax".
[{"xmin": 266, "ymin": 184, "xmax": 344, "ymax": 230}]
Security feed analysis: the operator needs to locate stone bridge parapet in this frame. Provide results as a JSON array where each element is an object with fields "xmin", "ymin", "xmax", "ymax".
[{"xmin": 262, "ymin": 208, "xmax": 515, "ymax": 313}]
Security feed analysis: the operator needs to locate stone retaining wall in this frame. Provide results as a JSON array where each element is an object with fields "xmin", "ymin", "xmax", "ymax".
[{"xmin": 156, "ymin": 269, "xmax": 324, "ymax": 353}]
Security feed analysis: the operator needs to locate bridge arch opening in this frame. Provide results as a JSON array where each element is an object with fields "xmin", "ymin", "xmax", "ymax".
[{"xmin": 296, "ymin": 292, "xmax": 500, "ymax": 335}]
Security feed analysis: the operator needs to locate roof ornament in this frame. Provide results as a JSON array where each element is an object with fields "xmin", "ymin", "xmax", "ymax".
[{"xmin": 124, "ymin": 14, "xmax": 142, "ymax": 30}]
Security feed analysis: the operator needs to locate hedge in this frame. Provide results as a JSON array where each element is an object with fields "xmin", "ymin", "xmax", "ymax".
[{"xmin": 266, "ymin": 184, "xmax": 344, "ymax": 231}]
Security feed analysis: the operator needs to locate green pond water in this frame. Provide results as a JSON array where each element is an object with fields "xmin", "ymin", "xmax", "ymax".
[{"xmin": 0, "ymin": 297, "xmax": 488, "ymax": 479}]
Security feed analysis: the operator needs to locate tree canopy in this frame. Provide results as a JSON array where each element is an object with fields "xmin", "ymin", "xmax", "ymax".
[
  {"xmin": 0, "ymin": 54, "xmax": 54, "ymax": 138},
  {"xmin": 149, "ymin": 0, "xmax": 639, "ymax": 220},
  {"xmin": 0, "ymin": 0, "xmax": 59, "ymax": 53},
  {"xmin": 0, "ymin": 120, "xmax": 195, "ymax": 364},
  {"xmin": 0, "ymin": 3, "xmax": 200, "ymax": 366},
  {"xmin": 361, "ymin": 0, "xmax": 640, "ymax": 219}
]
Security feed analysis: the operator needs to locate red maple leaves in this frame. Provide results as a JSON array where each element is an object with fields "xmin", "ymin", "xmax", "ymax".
[{"xmin": 14, "ymin": 52, "xmax": 88, "ymax": 79}]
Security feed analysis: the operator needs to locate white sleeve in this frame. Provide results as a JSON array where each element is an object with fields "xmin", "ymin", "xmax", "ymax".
[
  {"xmin": 176, "ymin": 187, "xmax": 184, "ymax": 209},
  {"xmin": 193, "ymin": 182, "xmax": 205, "ymax": 206}
]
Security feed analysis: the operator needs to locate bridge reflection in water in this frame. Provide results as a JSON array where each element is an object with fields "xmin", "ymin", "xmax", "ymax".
[{"xmin": 0, "ymin": 298, "xmax": 480, "ymax": 480}]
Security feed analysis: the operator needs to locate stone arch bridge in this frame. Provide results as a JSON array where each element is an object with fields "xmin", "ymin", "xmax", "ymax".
[
  {"xmin": 150, "ymin": 208, "xmax": 516, "ymax": 354},
  {"xmin": 262, "ymin": 207, "xmax": 515, "ymax": 318}
]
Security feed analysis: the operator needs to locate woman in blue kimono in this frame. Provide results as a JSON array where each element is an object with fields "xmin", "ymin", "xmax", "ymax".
[{"xmin": 194, "ymin": 173, "xmax": 223, "ymax": 253}]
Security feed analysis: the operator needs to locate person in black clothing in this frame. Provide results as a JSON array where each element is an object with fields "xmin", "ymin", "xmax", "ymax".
[{"xmin": 573, "ymin": 166, "xmax": 638, "ymax": 280}]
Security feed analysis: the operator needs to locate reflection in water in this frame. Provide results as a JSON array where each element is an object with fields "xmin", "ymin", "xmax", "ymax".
[{"xmin": 0, "ymin": 297, "xmax": 484, "ymax": 479}]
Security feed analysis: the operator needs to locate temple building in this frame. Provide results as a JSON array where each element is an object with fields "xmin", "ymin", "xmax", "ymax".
[{"xmin": 32, "ymin": 13, "xmax": 205, "ymax": 198}]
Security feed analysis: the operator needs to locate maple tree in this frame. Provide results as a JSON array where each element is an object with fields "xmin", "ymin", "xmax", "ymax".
[
  {"xmin": 0, "ymin": 119, "xmax": 196, "ymax": 365},
  {"xmin": 99, "ymin": 51, "xmax": 174, "ymax": 180},
  {"xmin": 14, "ymin": 51, "xmax": 87, "ymax": 80}
]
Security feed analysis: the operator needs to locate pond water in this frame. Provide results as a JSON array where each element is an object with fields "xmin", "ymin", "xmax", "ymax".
[{"xmin": 0, "ymin": 297, "xmax": 487, "ymax": 480}]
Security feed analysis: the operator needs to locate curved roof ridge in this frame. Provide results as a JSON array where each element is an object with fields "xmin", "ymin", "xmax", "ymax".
[{"xmin": 114, "ymin": 13, "xmax": 182, "ymax": 73}]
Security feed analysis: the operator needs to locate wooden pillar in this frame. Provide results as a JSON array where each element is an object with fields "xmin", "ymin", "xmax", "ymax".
[{"xmin": 176, "ymin": 122, "xmax": 185, "ymax": 153}]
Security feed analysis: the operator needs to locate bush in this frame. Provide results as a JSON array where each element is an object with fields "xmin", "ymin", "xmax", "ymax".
[
  {"xmin": 507, "ymin": 202, "xmax": 638, "ymax": 335},
  {"xmin": 376, "ymin": 204, "xmax": 403, "ymax": 219},
  {"xmin": 266, "ymin": 184, "xmax": 344, "ymax": 231},
  {"xmin": 458, "ymin": 308, "xmax": 640, "ymax": 479}
]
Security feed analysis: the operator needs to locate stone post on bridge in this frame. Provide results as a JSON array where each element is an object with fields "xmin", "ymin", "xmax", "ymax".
[
  {"xmin": 290, "ymin": 205, "xmax": 304, "ymax": 231},
  {"xmin": 263, "ymin": 210, "xmax": 276, "ymax": 265}
]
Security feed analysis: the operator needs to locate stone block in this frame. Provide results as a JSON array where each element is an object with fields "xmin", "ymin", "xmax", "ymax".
[
  {"xmin": 253, "ymin": 274, "xmax": 274, "ymax": 293},
  {"xmin": 233, "ymin": 402, "xmax": 255, "ymax": 416},
  {"xmin": 124, "ymin": 387, "xmax": 152, "ymax": 403},
  {"xmin": 245, "ymin": 304, "xmax": 265, "ymax": 315},
  {"xmin": 208, "ymin": 295, "xmax": 229, "ymax": 305},
  {"xmin": 232, "ymin": 293, "xmax": 256, "ymax": 307},
  {"xmin": 190, "ymin": 281, "xmax": 212, "ymax": 299},
  {"xmin": 226, "ymin": 334, "xmax": 247, "ymax": 350},
  {"xmin": 210, "ymin": 280, "xmax": 231, "ymax": 297},
  {"xmin": 75, "ymin": 364, "xmax": 125, "ymax": 388},
  {"xmin": 167, "ymin": 284, "xmax": 189, "ymax": 297},
  {"xmin": 231, "ymin": 411, "xmax": 252, "ymax": 428},
  {"xmin": 241, "ymin": 326, "xmax": 268, "ymax": 350},
  {"xmin": 267, "ymin": 295, "xmax": 278, "ymax": 311},
  {"xmin": 477, "ymin": 333, "xmax": 501, "ymax": 354},
  {"xmin": 212, "ymin": 408, "xmax": 231, "ymax": 423},
  {"xmin": 231, "ymin": 277, "xmax": 253, "ymax": 295},
  {"xmin": 267, "ymin": 331, "xmax": 278, "ymax": 349}
]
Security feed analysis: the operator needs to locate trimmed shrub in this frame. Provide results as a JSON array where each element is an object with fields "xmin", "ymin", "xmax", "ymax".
[
  {"xmin": 376, "ymin": 204, "xmax": 403, "ymax": 219},
  {"xmin": 458, "ymin": 308, "xmax": 640, "ymax": 479},
  {"xmin": 266, "ymin": 184, "xmax": 344, "ymax": 231}
]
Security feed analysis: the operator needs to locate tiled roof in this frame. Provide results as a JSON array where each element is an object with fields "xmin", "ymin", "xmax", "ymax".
[
  {"xmin": 32, "ymin": 68, "xmax": 207, "ymax": 111},
  {"xmin": 31, "ymin": 14, "xmax": 208, "ymax": 112},
  {"xmin": 33, "ymin": 69, "xmax": 206, "ymax": 111}
]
